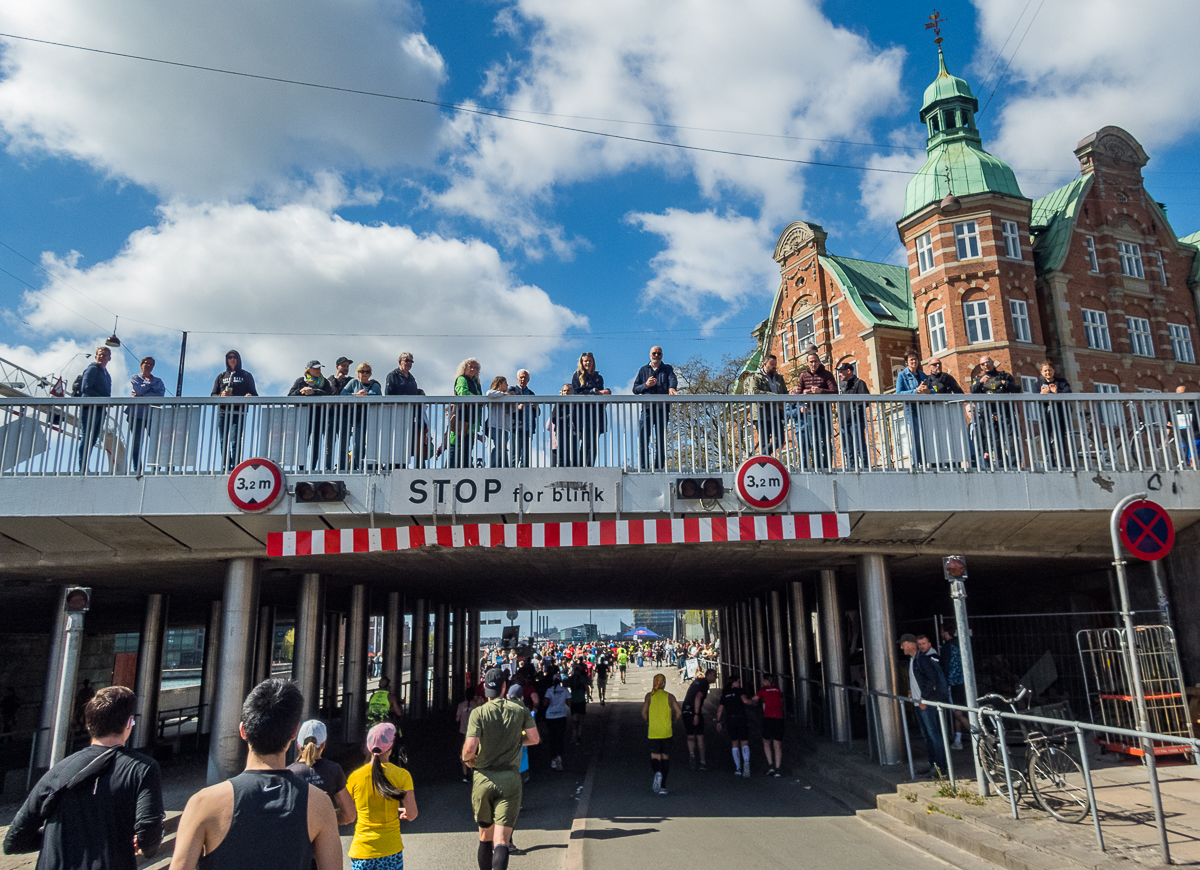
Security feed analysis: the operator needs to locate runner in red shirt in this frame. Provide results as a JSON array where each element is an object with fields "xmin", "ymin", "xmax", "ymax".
[{"xmin": 755, "ymin": 675, "xmax": 785, "ymax": 777}]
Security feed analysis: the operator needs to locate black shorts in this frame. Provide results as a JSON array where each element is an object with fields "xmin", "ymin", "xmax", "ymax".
[
  {"xmin": 682, "ymin": 712, "xmax": 704, "ymax": 736},
  {"xmin": 724, "ymin": 718, "xmax": 750, "ymax": 741},
  {"xmin": 761, "ymin": 717, "xmax": 784, "ymax": 741},
  {"xmin": 571, "ymin": 701, "xmax": 587, "ymax": 716},
  {"xmin": 649, "ymin": 738, "xmax": 672, "ymax": 754},
  {"xmin": 951, "ymin": 684, "xmax": 966, "ymax": 706}
]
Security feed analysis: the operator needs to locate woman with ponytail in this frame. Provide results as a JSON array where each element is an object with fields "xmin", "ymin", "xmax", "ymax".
[
  {"xmin": 346, "ymin": 722, "xmax": 418, "ymax": 870},
  {"xmin": 287, "ymin": 720, "xmax": 355, "ymax": 827}
]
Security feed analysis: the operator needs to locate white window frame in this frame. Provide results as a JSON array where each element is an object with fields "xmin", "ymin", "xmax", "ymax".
[
  {"xmin": 963, "ymin": 299, "xmax": 992, "ymax": 344},
  {"xmin": 780, "ymin": 324, "xmax": 790, "ymax": 363},
  {"xmin": 1009, "ymin": 299, "xmax": 1032, "ymax": 343},
  {"xmin": 915, "ymin": 231, "xmax": 935, "ymax": 274},
  {"xmin": 1082, "ymin": 308, "xmax": 1111, "ymax": 351},
  {"xmin": 1094, "ymin": 383, "xmax": 1120, "ymax": 394},
  {"xmin": 928, "ymin": 308, "xmax": 947, "ymax": 354},
  {"xmin": 1169, "ymin": 323, "xmax": 1195, "ymax": 364},
  {"xmin": 795, "ymin": 314, "xmax": 816, "ymax": 355},
  {"xmin": 1020, "ymin": 375, "xmax": 1038, "ymax": 394},
  {"xmin": 954, "ymin": 221, "xmax": 981, "ymax": 260},
  {"xmin": 1127, "ymin": 316, "xmax": 1154, "ymax": 358},
  {"xmin": 1001, "ymin": 220, "xmax": 1022, "ymax": 259},
  {"xmin": 830, "ymin": 302, "xmax": 841, "ymax": 338},
  {"xmin": 1085, "ymin": 237, "xmax": 1099, "ymax": 272},
  {"xmin": 1118, "ymin": 241, "xmax": 1145, "ymax": 279},
  {"xmin": 1155, "ymin": 252, "xmax": 1168, "ymax": 285}
]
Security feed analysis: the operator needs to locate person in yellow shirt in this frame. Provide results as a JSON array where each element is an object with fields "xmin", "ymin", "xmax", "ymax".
[
  {"xmin": 640, "ymin": 673, "xmax": 682, "ymax": 795},
  {"xmin": 346, "ymin": 722, "xmax": 418, "ymax": 870}
]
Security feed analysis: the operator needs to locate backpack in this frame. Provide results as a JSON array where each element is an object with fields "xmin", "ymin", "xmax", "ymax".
[{"xmin": 71, "ymin": 374, "xmax": 84, "ymax": 398}]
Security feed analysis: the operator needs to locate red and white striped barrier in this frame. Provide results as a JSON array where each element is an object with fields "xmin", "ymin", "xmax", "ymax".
[{"xmin": 267, "ymin": 512, "xmax": 850, "ymax": 557}]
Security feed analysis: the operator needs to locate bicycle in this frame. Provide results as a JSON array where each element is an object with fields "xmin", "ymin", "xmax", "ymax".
[{"xmin": 974, "ymin": 687, "xmax": 1090, "ymax": 823}]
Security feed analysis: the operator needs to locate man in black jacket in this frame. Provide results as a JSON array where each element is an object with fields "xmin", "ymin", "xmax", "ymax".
[
  {"xmin": 4, "ymin": 685, "xmax": 164, "ymax": 868},
  {"xmin": 1036, "ymin": 361, "xmax": 1073, "ymax": 467},
  {"xmin": 288, "ymin": 361, "xmax": 334, "ymax": 471},
  {"xmin": 326, "ymin": 358, "xmax": 353, "ymax": 471},
  {"xmin": 77, "ymin": 346, "xmax": 113, "ymax": 472},
  {"xmin": 837, "ymin": 362, "xmax": 870, "ymax": 469},
  {"xmin": 632, "ymin": 346, "xmax": 678, "ymax": 470},
  {"xmin": 970, "ymin": 355, "xmax": 1019, "ymax": 468},
  {"xmin": 925, "ymin": 359, "xmax": 963, "ymax": 394},
  {"xmin": 384, "ymin": 353, "xmax": 420, "ymax": 396},
  {"xmin": 899, "ymin": 633, "xmax": 949, "ymax": 776},
  {"xmin": 210, "ymin": 350, "xmax": 258, "ymax": 471}
]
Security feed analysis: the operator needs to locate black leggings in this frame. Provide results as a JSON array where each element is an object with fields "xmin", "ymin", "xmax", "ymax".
[{"xmin": 547, "ymin": 716, "xmax": 568, "ymax": 757}]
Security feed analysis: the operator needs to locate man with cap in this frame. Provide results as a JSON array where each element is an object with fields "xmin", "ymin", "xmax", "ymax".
[
  {"xmin": 899, "ymin": 633, "xmax": 950, "ymax": 777},
  {"xmin": 325, "ymin": 358, "xmax": 353, "ymax": 471},
  {"xmin": 288, "ymin": 361, "xmax": 334, "ymax": 471},
  {"xmin": 837, "ymin": 362, "xmax": 871, "ymax": 469},
  {"xmin": 462, "ymin": 668, "xmax": 540, "ymax": 870}
]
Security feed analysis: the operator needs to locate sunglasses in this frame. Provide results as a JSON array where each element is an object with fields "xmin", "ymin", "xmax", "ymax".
[{"xmin": 650, "ymin": 352, "xmax": 662, "ymax": 356}]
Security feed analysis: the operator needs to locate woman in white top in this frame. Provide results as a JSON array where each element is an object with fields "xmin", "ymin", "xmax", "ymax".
[
  {"xmin": 486, "ymin": 376, "xmax": 513, "ymax": 468},
  {"xmin": 543, "ymin": 673, "xmax": 572, "ymax": 771}
]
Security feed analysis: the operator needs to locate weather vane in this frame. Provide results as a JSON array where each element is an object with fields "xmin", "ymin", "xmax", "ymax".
[{"xmin": 925, "ymin": 9, "xmax": 948, "ymax": 46}]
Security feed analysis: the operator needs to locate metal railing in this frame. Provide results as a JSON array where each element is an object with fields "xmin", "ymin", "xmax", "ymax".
[{"xmin": 1, "ymin": 393, "xmax": 1197, "ymax": 478}]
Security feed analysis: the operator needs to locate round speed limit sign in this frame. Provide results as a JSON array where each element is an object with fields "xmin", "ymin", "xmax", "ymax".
[{"xmin": 227, "ymin": 458, "xmax": 285, "ymax": 512}]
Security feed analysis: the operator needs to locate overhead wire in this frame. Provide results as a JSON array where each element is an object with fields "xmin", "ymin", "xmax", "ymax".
[{"xmin": 978, "ymin": 0, "xmax": 1047, "ymax": 119}]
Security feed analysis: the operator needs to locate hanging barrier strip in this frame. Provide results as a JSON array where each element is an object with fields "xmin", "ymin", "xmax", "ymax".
[{"xmin": 267, "ymin": 512, "xmax": 850, "ymax": 557}]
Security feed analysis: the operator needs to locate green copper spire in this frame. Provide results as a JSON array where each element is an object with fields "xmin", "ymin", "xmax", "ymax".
[{"xmin": 902, "ymin": 49, "xmax": 1024, "ymax": 220}]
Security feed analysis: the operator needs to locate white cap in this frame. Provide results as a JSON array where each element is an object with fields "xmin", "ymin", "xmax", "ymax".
[{"xmin": 297, "ymin": 719, "xmax": 327, "ymax": 748}]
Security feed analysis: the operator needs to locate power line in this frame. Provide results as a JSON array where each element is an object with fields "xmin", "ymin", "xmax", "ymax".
[
  {"xmin": 974, "ymin": 0, "xmax": 1035, "ymax": 97},
  {"xmin": 978, "ymin": 0, "xmax": 1047, "ymax": 119}
]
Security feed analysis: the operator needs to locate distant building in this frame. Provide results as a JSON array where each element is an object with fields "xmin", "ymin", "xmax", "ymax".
[
  {"xmin": 557, "ymin": 624, "xmax": 598, "ymax": 643},
  {"xmin": 631, "ymin": 609, "xmax": 675, "ymax": 639}
]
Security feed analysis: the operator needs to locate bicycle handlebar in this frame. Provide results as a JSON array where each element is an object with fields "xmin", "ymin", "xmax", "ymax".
[{"xmin": 976, "ymin": 685, "xmax": 1029, "ymax": 707}]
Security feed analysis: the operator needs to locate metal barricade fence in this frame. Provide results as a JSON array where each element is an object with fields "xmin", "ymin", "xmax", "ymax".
[{"xmin": 1, "ymin": 393, "xmax": 1197, "ymax": 477}]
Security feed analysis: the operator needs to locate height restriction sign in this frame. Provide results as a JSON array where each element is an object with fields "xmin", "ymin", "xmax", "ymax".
[
  {"xmin": 227, "ymin": 458, "xmax": 285, "ymax": 512},
  {"xmin": 1118, "ymin": 499, "xmax": 1175, "ymax": 561}
]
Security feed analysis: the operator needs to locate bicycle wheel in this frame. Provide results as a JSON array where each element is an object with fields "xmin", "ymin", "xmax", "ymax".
[
  {"xmin": 977, "ymin": 727, "xmax": 1025, "ymax": 798},
  {"xmin": 1029, "ymin": 744, "xmax": 1089, "ymax": 823}
]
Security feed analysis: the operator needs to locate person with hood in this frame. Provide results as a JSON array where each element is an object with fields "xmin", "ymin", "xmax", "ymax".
[
  {"xmin": 288, "ymin": 361, "xmax": 334, "ymax": 471},
  {"xmin": 341, "ymin": 363, "xmax": 382, "ymax": 471},
  {"xmin": 210, "ymin": 350, "xmax": 258, "ymax": 471}
]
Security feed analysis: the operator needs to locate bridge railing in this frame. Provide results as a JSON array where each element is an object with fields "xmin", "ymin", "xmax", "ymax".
[{"xmin": 0, "ymin": 393, "xmax": 1196, "ymax": 477}]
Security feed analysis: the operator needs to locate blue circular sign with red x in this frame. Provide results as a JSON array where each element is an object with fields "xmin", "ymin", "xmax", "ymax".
[{"xmin": 1118, "ymin": 499, "xmax": 1175, "ymax": 561}]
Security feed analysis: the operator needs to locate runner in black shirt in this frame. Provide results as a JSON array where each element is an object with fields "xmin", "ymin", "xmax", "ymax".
[
  {"xmin": 716, "ymin": 675, "xmax": 755, "ymax": 777},
  {"xmin": 680, "ymin": 669, "xmax": 715, "ymax": 771},
  {"xmin": 286, "ymin": 720, "xmax": 354, "ymax": 826},
  {"xmin": 595, "ymin": 657, "xmax": 611, "ymax": 705}
]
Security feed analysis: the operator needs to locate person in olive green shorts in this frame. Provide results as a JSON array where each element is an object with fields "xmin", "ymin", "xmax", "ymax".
[
  {"xmin": 462, "ymin": 668, "xmax": 540, "ymax": 870},
  {"xmin": 640, "ymin": 673, "xmax": 682, "ymax": 795}
]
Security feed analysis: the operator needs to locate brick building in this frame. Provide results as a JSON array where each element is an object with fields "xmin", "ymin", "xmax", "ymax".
[{"xmin": 745, "ymin": 50, "xmax": 1200, "ymax": 395}]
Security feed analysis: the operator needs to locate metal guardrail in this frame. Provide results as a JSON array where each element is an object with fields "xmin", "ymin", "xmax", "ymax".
[{"xmin": 1, "ymin": 393, "xmax": 1197, "ymax": 478}]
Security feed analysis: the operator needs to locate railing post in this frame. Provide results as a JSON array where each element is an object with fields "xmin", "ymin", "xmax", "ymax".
[{"xmin": 1075, "ymin": 724, "xmax": 1105, "ymax": 851}]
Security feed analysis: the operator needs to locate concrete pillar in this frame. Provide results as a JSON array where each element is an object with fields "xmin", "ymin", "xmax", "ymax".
[
  {"xmin": 752, "ymin": 595, "xmax": 768, "ymax": 681},
  {"xmin": 433, "ymin": 602, "xmax": 449, "ymax": 712},
  {"xmin": 409, "ymin": 598, "xmax": 427, "ymax": 719},
  {"xmin": 788, "ymin": 580, "xmax": 812, "ymax": 727},
  {"xmin": 199, "ymin": 599, "xmax": 222, "ymax": 736},
  {"xmin": 132, "ymin": 594, "xmax": 168, "ymax": 751},
  {"xmin": 343, "ymin": 584, "xmax": 368, "ymax": 740},
  {"xmin": 322, "ymin": 611, "xmax": 342, "ymax": 717},
  {"xmin": 253, "ymin": 605, "xmax": 275, "ymax": 685},
  {"xmin": 856, "ymin": 554, "xmax": 903, "ymax": 764},
  {"xmin": 385, "ymin": 592, "xmax": 403, "ymax": 693},
  {"xmin": 716, "ymin": 607, "xmax": 731, "ymax": 676},
  {"xmin": 468, "ymin": 610, "xmax": 481, "ymax": 685},
  {"xmin": 49, "ymin": 607, "xmax": 86, "ymax": 768},
  {"xmin": 768, "ymin": 589, "xmax": 787, "ymax": 687},
  {"xmin": 36, "ymin": 586, "xmax": 70, "ymax": 769},
  {"xmin": 819, "ymin": 569, "xmax": 852, "ymax": 743},
  {"xmin": 293, "ymin": 573, "xmax": 324, "ymax": 720},
  {"xmin": 207, "ymin": 558, "xmax": 260, "ymax": 785},
  {"xmin": 737, "ymin": 600, "xmax": 752, "ymax": 686},
  {"xmin": 451, "ymin": 607, "xmax": 466, "ymax": 705}
]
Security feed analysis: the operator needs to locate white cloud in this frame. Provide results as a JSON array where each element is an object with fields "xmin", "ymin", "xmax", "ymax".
[
  {"xmin": 0, "ymin": 337, "xmax": 122, "ymax": 394},
  {"xmin": 435, "ymin": 0, "xmax": 906, "ymax": 255},
  {"xmin": 0, "ymin": 0, "xmax": 447, "ymax": 200},
  {"xmin": 970, "ymin": 0, "xmax": 1200, "ymax": 192},
  {"xmin": 858, "ymin": 130, "xmax": 927, "ymax": 226},
  {"xmin": 625, "ymin": 209, "xmax": 778, "ymax": 330},
  {"xmin": 16, "ymin": 201, "xmax": 587, "ymax": 394}
]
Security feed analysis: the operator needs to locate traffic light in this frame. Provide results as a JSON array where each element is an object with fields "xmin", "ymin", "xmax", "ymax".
[
  {"xmin": 675, "ymin": 477, "xmax": 724, "ymax": 500},
  {"xmin": 294, "ymin": 481, "xmax": 347, "ymax": 503},
  {"xmin": 64, "ymin": 587, "xmax": 92, "ymax": 612}
]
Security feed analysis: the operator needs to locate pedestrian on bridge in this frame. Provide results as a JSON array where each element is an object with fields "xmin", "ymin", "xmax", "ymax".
[
  {"xmin": 288, "ymin": 361, "xmax": 334, "ymax": 472},
  {"xmin": 632, "ymin": 345, "xmax": 678, "ymax": 471},
  {"xmin": 127, "ymin": 355, "xmax": 166, "ymax": 473},
  {"xmin": 641, "ymin": 673, "xmax": 682, "ymax": 795},
  {"xmin": 76, "ymin": 346, "xmax": 112, "ymax": 472},
  {"xmin": 211, "ymin": 349, "xmax": 258, "ymax": 472},
  {"xmin": 570, "ymin": 352, "xmax": 610, "ymax": 466}
]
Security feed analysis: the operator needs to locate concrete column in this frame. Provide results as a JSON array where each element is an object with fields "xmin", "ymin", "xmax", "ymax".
[
  {"xmin": 856, "ymin": 554, "xmax": 903, "ymax": 764},
  {"xmin": 409, "ymin": 598, "xmax": 428, "ymax": 719},
  {"xmin": 716, "ymin": 607, "xmax": 731, "ymax": 676},
  {"xmin": 433, "ymin": 602, "xmax": 449, "ymax": 712},
  {"xmin": 819, "ymin": 569, "xmax": 852, "ymax": 743},
  {"xmin": 322, "ymin": 611, "xmax": 342, "ymax": 717},
  {"xmin": 36, "ymin": 586, "xmax": 70, "ymax": 769},
  {"xmin": 737, "ymin": 600, "xmax": 752, "ymax": 686},
  {"xmin": 468, "ymin": 610, "xmax": 481, "ymax": 685},
  {"xmin": 207, "ymin": 558, "xmax": 260, "ymax": 785},
  {"xmin": 343, "ymin": 584, "xmax": 368, "ymax": 740},
  {"xmin": 768, "ymin": 589, "xmax": 787, "ymax": 686},
  {"xmin": 132, "ymin": 594, "xmax": 168, "ymax": 751},
  {"xmin": 451, "ymin": 607, "xmax": 466, "ymax": 705},
  {"xmin": 752, "ymin": 595, "xmax": 768, "ymax": 681},
  {"xmin": 253, "ymin": 605, "xmax": 275, "ymax": 686},
  {"xmin": 199, "ymin": 599, "xmax": 222, "ymax": 736},
  {"xmin": 385, "ymin": 592, "xmax": 403, "ymax": 693},
  {"xmin": 293, "ymin": 573, "xmax": 324, "ymax": 720},
  {"xmin": 788, "ymin": 580, "xmax": 812, "ymax": 727}
]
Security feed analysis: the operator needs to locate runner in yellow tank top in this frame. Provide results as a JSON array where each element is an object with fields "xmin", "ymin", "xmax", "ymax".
[{"xmin": 640, "ymin": 674, "xmax": 682, "ymax": 795}]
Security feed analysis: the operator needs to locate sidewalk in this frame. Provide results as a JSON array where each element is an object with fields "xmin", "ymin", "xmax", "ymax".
[{"xmin": 799, "ymin": 731, "xmax": 1200, "ymax": 869}]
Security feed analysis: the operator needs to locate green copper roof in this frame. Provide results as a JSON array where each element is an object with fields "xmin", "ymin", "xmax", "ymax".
[
  {"xmin": 902, "ymin": 50, "xmax": 1024, "ymax": 221},
  {"xmin": 1181, "ymin": 231, "xmax": 1200, "ymax": 290},
  {"xmin": 1030, "ymin": 175, "xmax": 1093, "ymax": 273},
  {"xmin": 820, "ymin": 255, "xmax": 915, "ymax": 330}
]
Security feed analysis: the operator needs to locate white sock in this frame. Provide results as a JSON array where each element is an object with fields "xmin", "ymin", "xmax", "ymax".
[
  {"xmin": 732, "ymin": 747, "xmax": 741, "ymax": 770},
  {"xmin": 955, "ymin": 732, "xmax": 963, "ymax": 743},
  {"xmin": 741, "ymin": 745, "xmax": 750, "ymax": 767}
]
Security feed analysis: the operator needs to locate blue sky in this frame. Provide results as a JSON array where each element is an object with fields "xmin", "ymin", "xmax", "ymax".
[{"xmin": 1, "ymin": 0, "xmax": 1197, "ymax": 398}]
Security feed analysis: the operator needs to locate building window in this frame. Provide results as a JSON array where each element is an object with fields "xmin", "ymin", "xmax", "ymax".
[
  {"xmin": 1020, "ymin": 375, "xmax": 1038, "ymax": 394},
  {"xmin": 1169, "ymin": 323, "xmax": 1195, "ymax": 363},
  {"xmin": 1094, "ymin": 383, "xmax": 1120, "ymax": 393},
  {"xmin": 1001, "ymin": 220, "xmax": 1022, "ymax": 259},
  {"xmin": 928, "ymin": 308, "xmax": 947, "ymax": 354},
  {"xmin": 915, "ymin": 231, "xmax": 935, "ymax": 274},
  {"xmin": 795, "ymin": 314, "xmax": 816, "ymax": 353},
  {"xmin": 1118, "ymin": 241, "xmax": 1144, "ymax": 279},
  {"xmin": 1082, "ymin": 308, "xmax": 1111, "ymax": 351},
  {"xmin": 963, "ymin": 299, "xmax": 991, "ymax": 344},
  {"xmin": 1085, "ymin": 237, "xmax": 1099, "ymax": 272},
  {"xmin": 954, "ymin": 221, "xmax": 980, "ymax": 260},
  {"xmin": 1155, "ymin": 252, "xmax": 1168, "ymax": 285},
  {"xmin": 1127, "ymin": 316, "xmax": 1154, "ymax": 357},
  {"xmin": 1009, "ymin": 299, "xmax": 1032, "ymax": 343},
  {"xmin": 780, "ymin": 325, "xmax": 790, "ymax": 363},
  {"xmin": 830, "ymin": 302, "xmax": 841, "ymax": 337}
]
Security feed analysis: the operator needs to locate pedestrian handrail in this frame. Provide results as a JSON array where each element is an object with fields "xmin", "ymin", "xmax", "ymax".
[{"xmin": 2, "ymin": 392, "xmax": 1196, "ymax": 478}]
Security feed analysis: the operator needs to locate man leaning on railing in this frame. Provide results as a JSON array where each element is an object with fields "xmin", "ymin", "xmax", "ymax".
[
  {"xmin": 76, "ymin": 346, "xmax": 112, "ymax": 473},
  {"xmin": 127, "ymin": 356, "xmax": 166, "ymax": 475},
  {"xmin": 745, "ymin": 353, "xmax": 788, "ymax": 456},
  {"xmin": 210, "ymin": 350, "xmax": 258, "ymax": 472}
]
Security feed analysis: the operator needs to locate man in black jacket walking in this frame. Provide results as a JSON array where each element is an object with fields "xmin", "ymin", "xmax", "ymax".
[{"xmin": 4, "ymin": 685, "xmax": 164, "ymax": 869}]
